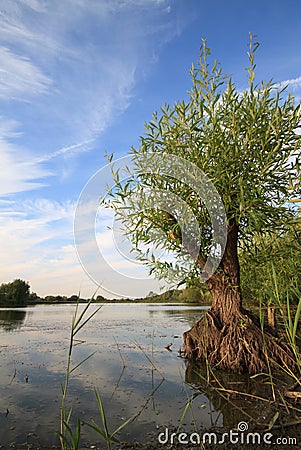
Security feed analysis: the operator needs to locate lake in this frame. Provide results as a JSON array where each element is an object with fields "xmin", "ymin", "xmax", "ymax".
[
  {"xmin": 0, "ymin": 303, "xmax": 279, "ymax": 449},
  {"xmin": 0, "ymin": 303, "xmax": 214, "ymax": 448}
]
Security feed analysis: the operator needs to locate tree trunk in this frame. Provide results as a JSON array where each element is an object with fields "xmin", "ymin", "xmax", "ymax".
[{"xmin": 183, "ymin": 219, "xmax": 297, "ymax": 374}]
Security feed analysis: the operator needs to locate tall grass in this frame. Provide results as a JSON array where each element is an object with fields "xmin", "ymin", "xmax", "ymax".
[
  {"xmin": 133, "ymin": 339, "xmax": 165, "ymax": 379},
  {"xmin": 270, "ymin": 265, "xmax": 301, "ymax": 382},
  {"xmin": 59, "ymin": 303, "xmax": 165, "ymax": 449},
  {"xmin": 59, "ymin": 298, "xmax": 141, "ymax": 450},
  {"xmin": 85, "ymin": 388, "xmax": 135, "ymax": 450},
  {"xmin": 59, "ymin": 298, "xmax": 101, "ymax": 450},
  {"xmin": 258, "ymin": 299, "xmax": 276, "ymax": 401}
]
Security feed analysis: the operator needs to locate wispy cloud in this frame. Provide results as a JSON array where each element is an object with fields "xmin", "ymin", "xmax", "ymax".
[
  {"xmin": 0, "ymin": 119, "xmax": 51, "ymax": 196},
  {"xmin": 0, "ymin": 198, "xmax": 80, "ymax": 294},
  {"xmin": 0, "ymin": 1, "xmax": 141, "ymax": 192},
  {"xmin": 0, "ymin": 0, "xmax": 186, "ymax": 163},
  {"xmin": 0, "ymin": 46, "xmax": 52, "ymax": 99},
  {"xmin": 0, "ymin": 0, "xmax": 178, "ymax": 137},
  {"xmin": 282, "ymin": 76, "xmax": 301, "ymax": 90},
  {"xmin": 0, "ymin": 197, "xmax": 163, "ymax": 297},
  {"xmin": 36, "ymin": 140, "xmax": 94, "ymax": 164},
  {"xmin": 0, "ymin": 0, "xmax": 163, "ymax": 163},
  {"xmin": 19, "ymin": 0, "xmax": 48, "ymax": 13},
  {"xmin": 276, "ymin": 76, "xmax": 301, "ymax": 94},
  {"xmin": 0, "ymin": 0, "xmax": 192, "ymax": 296}
]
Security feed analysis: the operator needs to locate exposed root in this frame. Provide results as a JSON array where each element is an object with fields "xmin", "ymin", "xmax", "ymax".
[{"xmin": 183, "ymin": 308, "xmax": 298, "ymax": 375}]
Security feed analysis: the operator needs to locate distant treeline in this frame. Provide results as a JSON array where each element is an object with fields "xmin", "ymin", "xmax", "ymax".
[
  {"xmin": 0, "ymin": 279, "xmax": 209, "ymax": 307},
  {"xmin": 95, "ymin": 286, "xmax": 209, "ymax": 304}
]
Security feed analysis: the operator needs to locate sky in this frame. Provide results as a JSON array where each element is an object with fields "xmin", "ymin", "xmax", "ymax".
[{"xmin": 0, "ymin": 0, "xmax": 301, "ymax": 299}]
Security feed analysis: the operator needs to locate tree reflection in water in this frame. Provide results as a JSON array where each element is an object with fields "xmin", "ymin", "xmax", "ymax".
[
  {"xmin": 0, "ymin": 309, "xmax": 27, "ymax": 332},
  {"xmin": 185, "ymin": 359, "xmax": 284, "ymax": 429}
]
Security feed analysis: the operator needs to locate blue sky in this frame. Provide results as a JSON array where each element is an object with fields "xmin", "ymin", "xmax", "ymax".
[{"xmin": 0, "ymin": 0, "xmax": 300, "ymax": 298}]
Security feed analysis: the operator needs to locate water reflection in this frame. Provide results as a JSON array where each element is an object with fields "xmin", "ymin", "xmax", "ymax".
[
  {"xmin": 0, "ymin": 309, "xmax": 27, "ymax": 331},
  {"xmin": 185, "ymin": 359, "xmax": 281, "ymax": 429},
  {"xmin": 148, "ymin": 305, "xmax": 208, "ymax": 328},
  {"xmin": 0, "ymin": 304, "xmax": 221, "ymax": 448},
  {"xmin": 0, "ymin": 303, "xmax": 290, "ymax": 448}
]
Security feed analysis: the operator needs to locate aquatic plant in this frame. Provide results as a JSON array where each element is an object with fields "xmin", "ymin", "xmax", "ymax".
[{"xmin": 59, "ymin": 298, "xmax": 101, "ymax": 450}]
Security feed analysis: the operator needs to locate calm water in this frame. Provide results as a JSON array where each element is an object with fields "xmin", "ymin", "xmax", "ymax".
[{"xmin": 0, "ymin": 303, "xmax": 272, "ymax": 448}]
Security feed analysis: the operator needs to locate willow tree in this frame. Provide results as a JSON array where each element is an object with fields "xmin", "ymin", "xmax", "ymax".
[{"xmin": 106, "ymin": 37, "xmax": 301, "ymax": 373}]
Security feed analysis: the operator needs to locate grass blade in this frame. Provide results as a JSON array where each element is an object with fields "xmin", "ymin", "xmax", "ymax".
[
  {"xmin": 70, "ymin": 351, "xmax": 96, "ymax": 374},
  {"xmin": 268, "ymin": 411, "xmax": 279, "ymax": 430}
]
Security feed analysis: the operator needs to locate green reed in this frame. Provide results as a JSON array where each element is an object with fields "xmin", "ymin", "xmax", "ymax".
[
  {"xmin": 59, "ymin": 301, "xmax": 155, "ymax": 450},
  {"xmin": 270, "ymin": 264, "xmax": 301, "ymax": 382},
  {"xmin": 59, "ymin": 298, "xmax": 101, "ymax": 450}
]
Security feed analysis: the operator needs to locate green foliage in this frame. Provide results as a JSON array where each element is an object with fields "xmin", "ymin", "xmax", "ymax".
[
  {"xmin": 143, "ymin": 287, "xmax": 209, "ymax": 303},
  {"xmin": 178, "ymin": 286, "xmax": 207, "ymax": 303},
  {"xmin": 0, "ymin": 279, "xmax": 31, "ymax": 306},
  {"xmin": 148, "ymin": 289, "xmax": 181, "ymax": 302},
  {"xmin": 92, "ymin": 288, "xmax": 208, "ymax": 304},
  {"xmin": 44, "ymin": 295, "xmax": 67, "ymax": 303},
  {"xmin": 60, "ymin": 299, "xmax": 102, "ymax": 450},
  {"xmin": 85, "ymin": 388, "xmax": 135, "ymax": 450},
  {"xmin": 269, "ymin": 268, "xmax": 301, "ymax": 380},
  {"xmin": 240, "ymin": 222, "xmax": 301, "ymax": 305},
  {"xmin": 44, "ymin": 295, "xmax": 85, "ymax": 303},
  {"xmin": 105, "ymin": 35, "xmax": 301, "ymax": 285}
]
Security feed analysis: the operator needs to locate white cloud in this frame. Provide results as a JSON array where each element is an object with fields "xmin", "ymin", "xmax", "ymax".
[
  {"xmin": 36, "ymin": 140, "xmax": 94, "ymax": 164},
  {"xmin": 0, "ymin": 0, "xmax": 176, "ymax": 194},
  {"xmin": 0, "ymin": 0, "xmax": 178, "ymax": 142},
  {"xmin": 19, "ymin": 0, "xmax": 48, "ymax": 13},
  {"xmin": 0, "ymin": 197, "xmax": 164, "ymax": 298},
  {"xmin": 277, "ymin": 76, "xmax": 301, "ymax": 93},
  {"xmin": 0, "ymin": 0, "xmax": 193, "ymax": 193},
  {"xmin": 0, "ymin": 46, "xmax": 52, "ymax": 99},
  {"xmin": 0, "ymin": 119, "xmax": 51, "ymax": 196},
  {"xmin": 0, "ymin": 117, "xmax": 21, "ymax": 138},
  {"xmin": 0, "ymin": 0, "xmax": 139, "ymax": 166},
  {"xmin": 0, "ymin": 0, "xmax": 188, "ymax": 297},
  {"xmin": 283, "ymin": 76, "xmax": 301, "ymax": 90},
  {"xmin": 0, "ymin": 198, "xmax": 80, "ymax": 294},
  {"xmin": 0, "ymin": 142, "xmax": 45, "ymax": 196}
]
